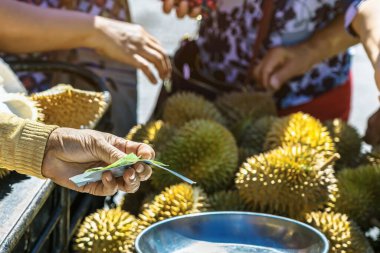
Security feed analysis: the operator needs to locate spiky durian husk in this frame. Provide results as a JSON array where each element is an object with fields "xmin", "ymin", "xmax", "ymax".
[
  {"xmin": 236, "ymin": 145, "xmax": 338, "ymax": 219},
  {"xmin": 151, "ymin": 120, "xmax": 238, "ymax": 193},
  {"xmin": 126, "ymin": 120, "xmax": 175, "ymax": 152},
  {"xmin": 238, "ymin": 116, "xmax": 278, "ymax": 163},
  {"xmin": 215, "ymin": 91, "xmax": 277, "ymax": 134},
  {"xmin": 74, "ymin": 208, "xmax": 138, "ymax": 253},
  {"xmin": 264, "ymin": 112, "xmax": 335, "ymax": 158},
  {"xmin": 325, "ymin": 119, "xmax": 362, "ymax": 169},
  {"xmin": 305, "ymin": 211, "xmax": 374, "ymax": 253},
  {"xmin": 0, "ymin": 168, "xmax": 9, "ymax": 179},
  {"xmin": 162, "ymin": 92, "xmax": 225, "ymax": 127},
  {"xmin": 335, "ymin": 165, "xmax": 380, "ymax": 230},
  {"xmin": 138, "ymin": 183, "xmax": 208, "ymax": 231},
  {"xmin": 31, "ymin": 84, "xmax": 108, "ymax": 129},
  {"xmin": 209, "ymin": 190, "xmax": 248, "ymax": 211}
]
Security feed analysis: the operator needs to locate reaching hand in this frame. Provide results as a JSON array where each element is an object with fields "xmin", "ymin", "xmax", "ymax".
[
  {"xmin": 162, "ymin": 0, "xmax": 202, "ymax": 19},
  {"xmin": 253, "ymin": 45, "xmax": 316, "ymax": 91},
  {"xmin": 41, "ymin": 128, "xmax": 154, "ymax": 196},
  {"xmin": 365, "ymin": 107, "xmax": 380, "ymax": 147},
  {"xmin": 91, "ymin": 16, "xmax": 171, "ymax": 84}
]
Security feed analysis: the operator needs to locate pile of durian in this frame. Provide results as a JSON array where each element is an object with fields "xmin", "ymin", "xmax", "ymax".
[{"xmin": 73, "ymin": 91, "xmax": 380, "ymax": 253}]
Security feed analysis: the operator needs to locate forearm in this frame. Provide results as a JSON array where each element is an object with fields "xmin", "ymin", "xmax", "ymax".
[
  {"xmin": 301, "ymin": 15, "xmax": 359, "ymax": 65},
  {"xmin": 0, "ymin": 113, "xmax": 57, "ymax": 178},
  {"xmin": 0, "ymin": 0, "xmax": 96, "ymax": 53},
  {"xmin": 351, "ymin": 0, "xmax": 380, "ymax": 66}
]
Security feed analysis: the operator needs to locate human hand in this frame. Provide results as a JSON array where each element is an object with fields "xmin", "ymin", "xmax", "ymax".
[
  {"xmin": 253, "ymin": 45, "xmax": 317, "ymax": 91},
  {"xmin": 364, "ymin": 107, "xmax": 380, "ymax": 146},
  {"xmin": 162, "ymin": 0, "xmax": 202, "ymax": 19},
  {"xmin": 91, "ymin": 16, "xmax": 171, "ymax": 84},
  {"xmin": 41, "ymin": 128, "xmax": 154, "ymax": 196}
]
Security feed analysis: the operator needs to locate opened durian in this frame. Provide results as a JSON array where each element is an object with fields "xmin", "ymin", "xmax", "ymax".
[
  {"xmin": 305, "ymin": 211, "xmax": 374, "ymax": 253},
  {"xmin": 209, "ymin": 190, "xmax": 248, "ymax": 211},
  {"xmin": 162, "ymin": 92, "xmax": 225, "ymax": 127},
  {"xmin": 239, "ymin": 116, "xmax": 278, "ymax": 163},
  {"xmin": 265, "ymin": 112, "xmax": 335, "ymax": 158},
  {"xmin": 126, "ymin": 120, "xmax": 175, "ymax": 152},
  {"xmin": 74, "ymin": 208, "xmax": 138, "ymax": 253},
  {"xmin": 325, "ymin": 119, "xmax": 361, "ymax": 169},
  {"xmin": 138, "ymin": 183, "xmax": 208, "ymax": 231},
  {"xmin": 215, "ymin": 91, "xmax": 276, "ymax": 134},
  {"xmin": 151, "ymin": 120, "xmax": 238, "ymax": 193},
  {"xmin": 0, "ymin": 93, "xmax": 43, "ymax": 121},
  {"xmin": 236, "ymin": 145, "xmax": 338, "ymax": 218},
  {"xmin": 335, "ymin": 164, "xmax": 380, "ymax": 230},
  {"xmin": 31, "ymin": 84, "xmax": 109, "ymax": 128}
]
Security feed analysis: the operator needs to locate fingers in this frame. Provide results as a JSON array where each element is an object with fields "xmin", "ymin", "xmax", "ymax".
[
  {"xmin": 125, "ymin": 140, "xmax": 155, "ymax": 160},
  {"xmin": 117, "ymin": 168, "xmax": 141, "ymax": 193},
  {"xmin": 134, "ymin": 163, "xmax": 153, "ymax": 181},
  {"xmin": 176, "ymin": 0, "xmax": 189, "ymax": 18},
  {"xmin": 189, "ymin": 7, "xmax": 202, "ymax": 18},
  {"xmin": 163, "ymin": 0, "xmax": 175, "ymax": 14},
  {"xmin": 94, "ymin": 139, "xmax": 128, "ymax": 165},
  {"xmin": 100, "ymin": 171, "xmax": 118, "ymax": 195},
  {"xmin": 134, "ymin": 54, "xmax": 158, "ymax": 84},
  {"xmin": 146, "ymin": 38, "xmax": 172, "ymax": 78},
  {"xmin": 141, "ymin": 46, "xmax": 169, "ymax": 80},
  {"xmin": 254, "ymin": 48, "xmax": 286, "ymax": 89}
]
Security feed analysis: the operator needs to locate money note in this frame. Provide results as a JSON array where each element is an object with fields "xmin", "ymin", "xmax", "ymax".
[{"xmin": 70, "ymin": 153, "xmax": 196, "ymax": 187}]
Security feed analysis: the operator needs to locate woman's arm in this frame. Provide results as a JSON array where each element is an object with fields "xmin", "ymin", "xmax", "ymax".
[
  {"xmin": 0, "ymin": 0, "xmax": 171, "ymax": 83},
  {"xmin": 351, "ymin": 0, "xmax": 380, "ymax": 90},
  {"xmin": 253, "ymin": 14, "xmax": 359, "ymax": 90}
]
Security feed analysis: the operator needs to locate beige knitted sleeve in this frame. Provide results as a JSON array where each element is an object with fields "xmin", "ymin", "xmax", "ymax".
[{"xmin": 0, "ymin": 113, "xmax": 58, "ymax": 178}]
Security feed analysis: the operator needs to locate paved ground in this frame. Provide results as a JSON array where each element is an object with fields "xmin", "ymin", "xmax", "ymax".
[{"xmin": 131, "ymin": 0, "xmax": 379, "ymax": 137}]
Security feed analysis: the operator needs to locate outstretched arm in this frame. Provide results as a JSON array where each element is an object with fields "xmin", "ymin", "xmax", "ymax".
[{"xmin": 0, "ymin": 0, "xmax": 171, "ymax": 83}]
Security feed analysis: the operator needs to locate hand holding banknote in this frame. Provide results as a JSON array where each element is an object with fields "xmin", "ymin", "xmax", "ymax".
[{"xmin": 41, "ymin": 128, "xmax": 155, "ymax": 196}]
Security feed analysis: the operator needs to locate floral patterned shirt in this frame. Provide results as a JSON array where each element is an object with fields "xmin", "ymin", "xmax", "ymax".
[{"xmin": 197, "ymin": 0, "xmax": 355, "ymax": 108}]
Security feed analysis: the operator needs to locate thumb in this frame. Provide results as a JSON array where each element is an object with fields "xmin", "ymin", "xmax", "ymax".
[
  {"xmin": 269, "ymin": 63, "xmax": 301, "ymax": 91},
  {"xmin": 95, "ymin": 140, "xmax": 127, "ymax": 165}
]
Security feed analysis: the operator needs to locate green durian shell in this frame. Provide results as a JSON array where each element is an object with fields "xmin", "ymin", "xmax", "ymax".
[
  {"xmin": 152, "ymin": 120, "xmax": 238, "ymax": 193},
  {"xmin": 162, "ymin": 92, "xmax": 225, "ymax": 127},
  {"xmin": 209, "ymin": 190, "xmax": 248, "ymax": 211}
]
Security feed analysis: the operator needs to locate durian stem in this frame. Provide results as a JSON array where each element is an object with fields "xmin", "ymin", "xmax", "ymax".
[{"xmin": 318, "ymin": 153, "xmax": 340, "ymax": 171}]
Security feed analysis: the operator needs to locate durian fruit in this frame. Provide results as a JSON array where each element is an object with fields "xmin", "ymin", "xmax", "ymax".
[
  {"xmin": 138, "ymin": 183, "xmax": 208, "ymax": 231},
  {"xmin": 0, "ymin": 93, "xmax": 43, "ymax": 121},
  {"xmin": 264, "ymin": 112, "xmax": 336, "ymax": 158},
  {"xmin": 238, "ymin": 116, "xmax": 278, "ymax": 163},
  {"xmin": 325, "ymin": 119, "xmax": 362, "ymax": 169},
  {"xmin": 126, "ymin": 120, "xmax": 175, "ymax": 152},
  {"xmin": 215, "ymin": 91, "xmax": 277, "ymax": 134},
  {"xmin": 335, "ymin": 164, "xmax": 380, "ymax": 230},
  {"xmin": 305, "ymin": 211, "xmax": 374, "ymax": 253},
  {"xmin": 162, "ymin": 92, "xmax": 225, "ymax": 127},
  {"xmin": 0, "ymin": 168, "xmax": 9, "ymax": 179},
  {"xmin": 209, "ymin": 190, "xmax": 248, "ymax": 211},
  {"xmin": 74, "ymin": 208, "xmax": 138, "ymax": 253},
  {"xmin": 236, "ymin": 145, "xmax": 338, "ymax": 219},
  {"xmin": 151, "ymin": 120, "xmax": 238, "ymax": 193},
  {"xmin": 31, "ymin": 84, "xmax": 109, "ymax": 129}
]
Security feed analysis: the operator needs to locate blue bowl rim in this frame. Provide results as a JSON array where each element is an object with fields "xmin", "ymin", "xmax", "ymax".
[{"xmin": 135, "ymin": 211, "xmax": 329, "ymax": 253}]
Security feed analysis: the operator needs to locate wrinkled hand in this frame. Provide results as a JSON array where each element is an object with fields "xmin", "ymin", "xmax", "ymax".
[
  {"xmin": 365, "ymin": 107, "xmax": 380, "ymax": 146},
  {"xmin": 92, "ymin": 16, "xmax": 171, "ymax": 84},
  {"xmin": 42, "ymin": 128, "xmax": 154, "ymax": 196},
  {"xmin": 162, "ymin": 0, "xmax": 202, "ymax": 18},
  {"xmin": 253, "ymin": 45, "xmax": 316, "ymax": 91}
]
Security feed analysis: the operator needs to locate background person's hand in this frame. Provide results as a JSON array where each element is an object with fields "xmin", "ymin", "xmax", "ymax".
[
  {"xmin": 91, "ymin": 16, "xmax": 171, "ymax": 84},
  {"xmin": 162, "ymin": 0, "xmax": 202, "ymax": 19},
  {"xmin": 253, "ymin": 45, "xmax": 316, "ymax": 91},
  {"xmin": 41, "ymin": 128, "xmax": 154, "ymax": 196}
]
